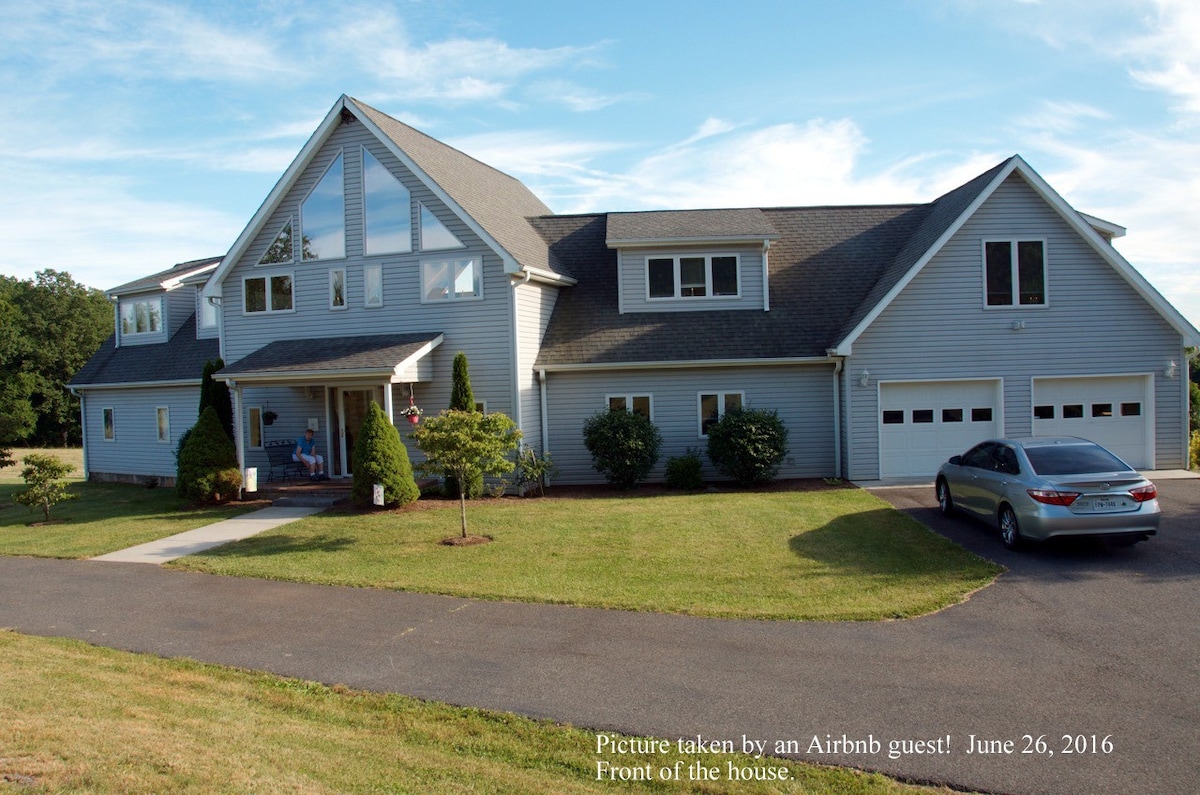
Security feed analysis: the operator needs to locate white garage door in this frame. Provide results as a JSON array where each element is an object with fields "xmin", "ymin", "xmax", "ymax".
[
  {"xmin": 1032, "ymin": 376, "xmax": 1151, "ymax": 468},
  {"xmin": 879, "ymin": 380, "xmax": 1001, "ymax": 478}
]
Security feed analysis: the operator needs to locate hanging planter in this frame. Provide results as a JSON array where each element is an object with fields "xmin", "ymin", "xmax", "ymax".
[
  {"xmin": 400, "ymin": 401, "xmax": 423, "ymax": 425},
  {"xmin": 262, "ymin": 410, "xmax": 278, "ymax": 426}
]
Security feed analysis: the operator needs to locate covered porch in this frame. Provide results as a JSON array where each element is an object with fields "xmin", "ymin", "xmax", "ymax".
[{"xmin": 218, "ymin": 332, "xmax": 443, "ymax": 484}]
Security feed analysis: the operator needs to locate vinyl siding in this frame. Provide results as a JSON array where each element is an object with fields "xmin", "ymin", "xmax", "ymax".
[
  {"xmin": 514, "ymin": 281, "xmax": 560, "ymax": 452},
  {"xmin": 544, "ymin": 364, "xmax": 835, "ymax": 484},
  {"xmin": 616, "ymin": 246, "xmax": 765, "ymax": 313},
  {"xmin": 221, "ymin": 116, "xmax": 519, "ymax": 453},
  {"xmin": 83, "ymin": 386, "xmax": 199, "ymax": 480},
  {"xmin": 845, "ymin": 173, "xmax": 1186, "ymax": 480}
]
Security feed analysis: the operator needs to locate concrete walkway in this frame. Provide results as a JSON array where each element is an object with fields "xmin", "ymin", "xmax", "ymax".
[{"xmin": 90, "ymin": 505, "xmax": 322, "ymax": 564}]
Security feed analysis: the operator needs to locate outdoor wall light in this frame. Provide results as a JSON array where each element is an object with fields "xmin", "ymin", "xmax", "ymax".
[
  {"xmin": 1165, "ymin": 360, "xmax": 1178, "ymax": 379},
  {"xmin": 858, "ymin": 369, "xmax": 870, "ymax": 388}
]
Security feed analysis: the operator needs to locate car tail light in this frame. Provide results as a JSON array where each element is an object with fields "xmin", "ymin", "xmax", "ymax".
[
  {"xmin": 1027, "ymin": 489, "xmax": 1081, "ymax": 506},
  {"xmin": 1129, "ymin": 484, "xmax": 1157, "ymax": 503}
]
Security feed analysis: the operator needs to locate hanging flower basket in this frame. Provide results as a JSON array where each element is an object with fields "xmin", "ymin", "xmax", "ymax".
[
  {"xmin": 262, "ymin": 410, "xmax": 278, "ymax": 426},
  {"xmin": 400, "ymin": 405, "xmax": 423, "ymax": 425}
]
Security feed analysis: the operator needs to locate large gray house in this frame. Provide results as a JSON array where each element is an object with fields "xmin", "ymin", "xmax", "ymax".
[{"xmin": 71, "ymin": 95, "xmax": 1199, "ymax": 486}]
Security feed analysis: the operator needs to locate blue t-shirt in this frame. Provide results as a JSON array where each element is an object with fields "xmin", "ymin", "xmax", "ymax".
[{"xmin": 297, "ymin": 436, "xmax": 317, "ymax": 456}]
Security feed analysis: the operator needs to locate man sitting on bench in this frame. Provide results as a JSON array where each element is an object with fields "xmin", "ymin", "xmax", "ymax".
[{"xmin": 294, "ymin": 428, "xmax": 328, "ymax": 481}]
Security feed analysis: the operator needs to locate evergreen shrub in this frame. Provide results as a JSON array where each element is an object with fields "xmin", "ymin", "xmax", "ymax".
[
  {"xmin": 176, "ymin": 406, "xmax": 242, "ymax": 503},
  {"xmin": 665, "ymin": 448, "xmax": 705, "ymax": 491},
  {"xmin": 706, "ymin": 407, "xmax": 789, "ymax": 485},
  {"xmin": 352, "ymin": 402, "xmax": 420, "ymax": 508},
  {"xmin": 581, "ymin": 409, "xmax": 662, "ymax": 488}
]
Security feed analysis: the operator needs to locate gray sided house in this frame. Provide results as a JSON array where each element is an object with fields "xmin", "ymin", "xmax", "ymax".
[{"xmin": 73, "ymin": 95, "xmax": 1199, "ymax": 487}]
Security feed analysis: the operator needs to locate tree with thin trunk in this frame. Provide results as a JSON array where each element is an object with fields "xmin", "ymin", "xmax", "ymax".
[{"xmin": 413, "ymin": 410, "xmax": 521, "ymax": 538}]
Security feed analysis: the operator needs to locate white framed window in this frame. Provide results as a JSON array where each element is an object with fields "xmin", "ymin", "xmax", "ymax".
[
  {"xmin": 364, "ymin": 263, "xmax": 384, "ymax": 308},
  {"xmin": 119, "ymin": 297, "xmax": 163, "ymax": 336},
  {"xmin": 421, "ymin": 257, "xmax": 481, "ymax": 302},
  {"xmin": 259, "ymin": 219, "xmax": 294, "ymax": 265},
  {"xmin": 329, "ymin": 268, "xmax": 346, "ymax": 310},
  {"xmin": 362, "ymin": 147, "xmax": 412, "ymax": 256},
  {"xmin": 419, "ymin": 202, "xmax": 465, "ymax": 251},
  {"xmin": 102, "ymin": 407, "xmax": 115, "ymax": 441},
  {"xmin": 156, "ymin": 407, "xmax": 170, "ymax": 443},
  {"xmin": 248, "ymin": 407, "xmax": 263, "ymax": 449},
  {"xmin": 243, "ymin": 272, "xmax": 294, "ymax": 314},
  {"xmin": 983, "ymin": 239, "xmax": 1046, "ymax": 307},
  {"xmin": 301, "ymin": 151, "xmax": 346, "ymax": 260},
  {"xmin": 647, "ymin": 254, "xmax": 740, "ymax": 300},
  {"xmin": 698, "ymin": 391, "xmax": 743, "ymax": 437},
  {"xmin": 607, "ymin": 394, "xmax": 652, "ymax": 420}
]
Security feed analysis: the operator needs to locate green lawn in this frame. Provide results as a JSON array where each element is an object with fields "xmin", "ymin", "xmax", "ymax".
[
  {"xmin": 0, "ymin": 631, "xmax": 965, "ymax": 794},
  {"xmin": 0, "ymin": 448, "xmax": 259, "ymax": 558},
  {"xmin": 170, "ymin": 486, "xmax": 1001, "ymax": 621}
]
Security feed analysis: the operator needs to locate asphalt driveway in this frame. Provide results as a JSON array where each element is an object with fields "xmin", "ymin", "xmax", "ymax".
[{"xmin": 1, "ymin": 480, "xmax": 1196, "ymax": 795}]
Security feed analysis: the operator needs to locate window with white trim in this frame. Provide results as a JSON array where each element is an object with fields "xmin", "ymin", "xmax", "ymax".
[
  {"xmin": 301, "ymin": 152, "xmax": 346, "ymax": 260},
  {"xmin": 607, "ymin": 394, "xmax": 652, "ymax": 420},
  {"xmin": 364, "ymin": 263, "xmax": 383, "ymax": 308},
  {"xmin": 244, "ymin": 273, "xmax": 294, "ymax": 314},
  {"xmin": 419, "ymin": 202, "xmax": 465, "ymax": 250},
  {"xmin": 984, "ymin": 240, "xmax": 1045, "ymax": 306},
  {"xmin": 421, "ymin": 257, "xmax": 480, "ymax": 302},
  {"xmin": 120, "ymin": 297, "xmax": 163, "ymax": 336},
  {"xmin": 699, "ymin": 391, "xmax": 743, "ymax": 436},
  {"xmin": 259, "ymin": 220, "xmax": 294, "ymax": 265},
  {"xmin": 248, "ymin": 407, "xmax": 263, "ymax": 449},
  {"xmin": 329, "ymin": 268, "xmax": 346, "ymax": 310},
  {"xmin": 156, "ymin": 407, "xmax": 170, "ymax": 443},
  {"xmin": 362, "ymin": 147, "xmax": 412, "ymax": 255},
  {"xmin": 648, "ymin": 254, "xmax": 739, "ymax": 300},
  {"xmin": 102, "ymin": 407, "xmax": 115, "ymax": 441}
]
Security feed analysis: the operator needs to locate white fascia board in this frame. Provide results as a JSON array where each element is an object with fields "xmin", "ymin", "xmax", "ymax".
[
  {"xmin": 1077, "ymin": 212, "xmax": 1126, "ymax": 239},
  {"xmin": 539, "ymin": 356, "xmax": 835, "ymax": 373},
  {"xmin": 218, "ymin": 368, "xmax": 398, "ymax": 385},
  {"xmin": 518, "ymin": 266, "xmax": 577, "ymax": 287},
  {"xmin": 392, "ymin": 334, "xmax": 444, "ymax": 378},
  {"xmin": 204, "ymin": 97, "xmax": 352, "ymax": 301},
  {"xmin": 350, "ymin": 103, "xmax": 521, "ymax": 274}
]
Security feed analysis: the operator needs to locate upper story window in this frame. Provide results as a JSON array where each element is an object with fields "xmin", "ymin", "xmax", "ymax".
[
  {"xmin": 364, "ymin": 263, "xmax": 384, "ymax": 308},
  {"xmin": 362, "ymin": 147, "xmax": 412, "ymax": 256},
  {"xmin": 984, "ymin": 240, "xmax": 1046, "ymax": 307},
  {"xmin": 259, "ymin": 220, "xmax": 294, "ymax": 265},
  {"xmin": 244, "ymin": 273, "xmax": 294, "ymax": 314},
  {"xmin": 648, "ymin": 255, "xmax": 739, "ymax": 300},
  {"xmin": 156, "ymin": 407, "xmax": 170, "ymax": 443},
  {"xmin": 419, "ymin": 203, "xmax": 465, "ymax": 251},
  {"xmin": 421, "ymin": 257, "xmax": 480, "ymax": 302},
  {"xmin": 608, "ymin": 394, "xmax": 652, "ymax": 420},
  {"xmin": 329, "ymin": 268, "xmax": 346, "ymax": 310},
  {"xmin": 120, "ymin": 297, "xmax": 163, "ymax": 336},
  {"xmin": 301, "ymin": 152, "xmax": 345, "ymax": 260}
]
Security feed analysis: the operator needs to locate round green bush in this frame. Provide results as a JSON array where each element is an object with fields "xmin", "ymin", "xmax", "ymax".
[
  {"xmin": 176, "ymin": 406, "xmax": 242, "ymax": 503},
  {"xmin": 582, "ymin": 409, "xmax": 662, "ymax": 488},
  {"xmin": 352, "ymin": 402, "xmax": 420, "ymax": 508},
  {"xmin": 705, "ymin": 407, "xmax": 789, "ymax": 485},
  {"xmin": 665, "ymin": 448, "xmax": 704, "ymax": 491}
]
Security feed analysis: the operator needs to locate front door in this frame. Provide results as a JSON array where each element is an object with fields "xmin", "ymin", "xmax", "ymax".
[{"xmin": 335, "ymin": 387, "xmax": 382, "ymax": 477}]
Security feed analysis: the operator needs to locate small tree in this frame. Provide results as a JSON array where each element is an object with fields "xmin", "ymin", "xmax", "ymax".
[
  {"xmin": 352, "ymin": 402, "xmax": 420, "ymax": 508},
  {"xmin": 13, "ymin": 453, "xmax": 77, "ymax": 522},
  {"xmin": 706, "ymin": 407, "xmax": 789, "ymax": 485},
  {"xmin": 176, "ymin": 406, "xmax": 242, "ymax": 503},
  {"xmin": 444, "ymin": 352, "xmax": 484, "ymax": 499},
  {"xmin": 414, "ymin": 410, "xmax": 522, "ymax": 538},
  {"xmin": 514, "ymin": 446, "xmax": 557, "ymax": 497},
  {"xmin": 582, "ymin": 409, "xmax": 662, "ymax": 489}
]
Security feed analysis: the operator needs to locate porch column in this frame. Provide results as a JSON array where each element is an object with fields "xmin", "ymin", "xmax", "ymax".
[
  {"xmin": 229, "ymin": 380, "xmax": 245, "ymax": 497},
  {"xmin": 383, "ymin": 381, "xmax": 395, "ymax": 424}
]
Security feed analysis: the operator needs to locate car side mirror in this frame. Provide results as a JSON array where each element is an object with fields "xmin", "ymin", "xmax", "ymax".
[{"xmin": 948, "ymin": 455, "xmax": 962, "ymax": 466}]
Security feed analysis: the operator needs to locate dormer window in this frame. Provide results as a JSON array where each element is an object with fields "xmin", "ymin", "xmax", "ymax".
[
  {"xmin": 120, "ymin": 297, "xmax": 163, "ymax": 336},
  {"xmin": 647, "ymin": 255, "xmax": 739, "ymax": 300}
]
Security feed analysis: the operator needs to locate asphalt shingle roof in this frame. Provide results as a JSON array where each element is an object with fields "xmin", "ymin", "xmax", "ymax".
[
  {"xmin": 217, "ymin": 332, "xmax": 442, "ymax": 379},
  {"xmin": 107, "ymin": 257, "xmax": 222, "ymax": 296},
  {"xmin": 70, "ymin": 314, "xmax": 218, "ymax": 387},
  {"xmin": 606, "ymin": 209, "xmax": 779, "ymax": 243}
]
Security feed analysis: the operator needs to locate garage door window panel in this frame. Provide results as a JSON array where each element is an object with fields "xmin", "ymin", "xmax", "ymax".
[
  {"xmin": 942, "ymin": 409, "xmax": 964, "ymax": 423},
  {"xmin": 1063, "ymin": 404, "xmax": 1084, "ymax": 419},
  {"xmin": 971, "ymin": 408, "xmax": 993, "ymax": 422},
  {"xmin": 1092, "ymin": 403, "xmax": 1113, "ymax": 418},
  {"xmin": 1121, "ymin": 403, "xmax": 1141, "ymax": 417}
]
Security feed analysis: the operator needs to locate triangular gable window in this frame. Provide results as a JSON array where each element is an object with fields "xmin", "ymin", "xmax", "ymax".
[
  {"xmin": 419, "ymin": 202, "xmax": 465, "ymax": 251},
  {"xmin": 363, "ymin": 147, "xmax": 412, "ymax": 256},
  {"xmin": 259, "ymin": 220, "xmax": 294, "ymax": 265},
  {"xmin": 302, "ymin": 152, "xmax": 346, "ymax": 260}
]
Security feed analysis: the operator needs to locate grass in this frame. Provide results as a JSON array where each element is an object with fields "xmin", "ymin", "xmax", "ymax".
[
  {"xmin": 170, "ymin": 486, "xmax": 1001, "ymax": 621},
  {"xmin": 0, "ymin": 448, "xmax": 259, "ymax": 558},
  {"xmin": 0, "ymin": 631, "xmax": 965, "ymax": 794}
]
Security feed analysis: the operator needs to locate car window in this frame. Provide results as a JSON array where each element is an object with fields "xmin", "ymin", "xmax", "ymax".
[
  {"xmin": 1024, "ymin": 445, "xmax": 1133, "ymax": 475},
  {"xmin": 961, "ymin": 443, "xmax": 995, "ymax": 469},
  {"xmin": 993, "ymin": 446, "xmax": 1020, "ymax": 475}
]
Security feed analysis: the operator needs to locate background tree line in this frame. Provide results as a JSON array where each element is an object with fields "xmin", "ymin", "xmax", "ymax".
[{"xmin": 0, "ymin": 270, "xmax": 111, "ymax": 447}]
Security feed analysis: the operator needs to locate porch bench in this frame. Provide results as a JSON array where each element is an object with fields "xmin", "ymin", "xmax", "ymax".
[{"xmin": 264, "ymin": 439, "xmax": 305, "ymax": 483}]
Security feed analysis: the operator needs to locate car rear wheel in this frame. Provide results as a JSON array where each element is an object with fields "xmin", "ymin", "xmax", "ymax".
[
  {"xmin": 936, "ymin": 478, "xmax": 956, "ymax": 517},
  {"xmin": 998, "ymin": 505, "xmax": 1022, "ymax": 550}
]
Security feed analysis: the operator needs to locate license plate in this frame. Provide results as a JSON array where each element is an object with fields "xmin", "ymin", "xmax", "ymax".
[{"xmin": 1076, "ymin": 496, "xmax": 1133, "ymax": 513}]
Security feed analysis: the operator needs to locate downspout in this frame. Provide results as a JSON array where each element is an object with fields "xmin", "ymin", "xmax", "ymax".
[
  {"xmin": 538, "ymin": 368, "xmax": 549, "ymax": 457},
  {"xmin": 831, "ymin": 358, "xmax": 843, "ymax": 478},
  {"xmin": 762, "ymin": 240, "xmax": 771, "ymax": 312}
]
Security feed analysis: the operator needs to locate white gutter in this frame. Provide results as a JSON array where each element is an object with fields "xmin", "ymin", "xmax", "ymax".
[
  {"xmin": 72, "ymin": 378, "xmax": 202, "ymax": 390},
  {"xmin": 762, "ymin": 239, "xmax": 771, "ymax": 313},
  {"xmin": 538, "ymin": 368, "xmax": 549, "ymax": 456}
]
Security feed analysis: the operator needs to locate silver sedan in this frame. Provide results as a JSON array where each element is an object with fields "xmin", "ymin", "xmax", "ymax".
[{"xmin": 935, "ymin": 437, "xmax": 1160, "ymax": 549}]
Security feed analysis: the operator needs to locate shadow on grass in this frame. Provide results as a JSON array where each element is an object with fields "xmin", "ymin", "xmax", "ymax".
[{"xmin": 194, "ymin": 533, "xmax": 357, "ymax": 559}]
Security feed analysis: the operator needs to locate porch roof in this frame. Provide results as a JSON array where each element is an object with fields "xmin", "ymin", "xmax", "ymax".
[{"xmin": 217, "ymin": 332, "xmax": 443, "ymax": 385}]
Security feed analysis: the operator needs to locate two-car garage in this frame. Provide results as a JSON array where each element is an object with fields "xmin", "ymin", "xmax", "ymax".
[{"xmin": 878, "ymin": 375, "xmax": 1153, "ymax": 477}]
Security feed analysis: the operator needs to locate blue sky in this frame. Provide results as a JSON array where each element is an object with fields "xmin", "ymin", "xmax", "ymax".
[{"xmin": 2, "ymin": 0, "xmax": 1198, "ymax": 326}]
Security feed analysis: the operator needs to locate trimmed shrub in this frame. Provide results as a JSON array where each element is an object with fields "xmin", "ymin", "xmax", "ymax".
[
  {"xmin": 706, "ymin": 407, "xmax": 789, "ymax": 485},
  {"xmin": 665, "ymin": 448, "xmax": 705, "ymax": 491},
  {"xmin": 352, "ymin": 402, "xmax": 420, "ymax": 508},
  {"xmin": 176, "ymin": 406, "xmax": 242, "ymax": 503},
  {"xmin": 1190, "ymin": 429, "xmax": 1200, "ymax": 471},
  {"xmin": 13, "ymin": 453, "xmax": 77, "ymax": 522},
  {"xmin": 582, "ymin": 409, "xmax": 662, "ymax": 489}
]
